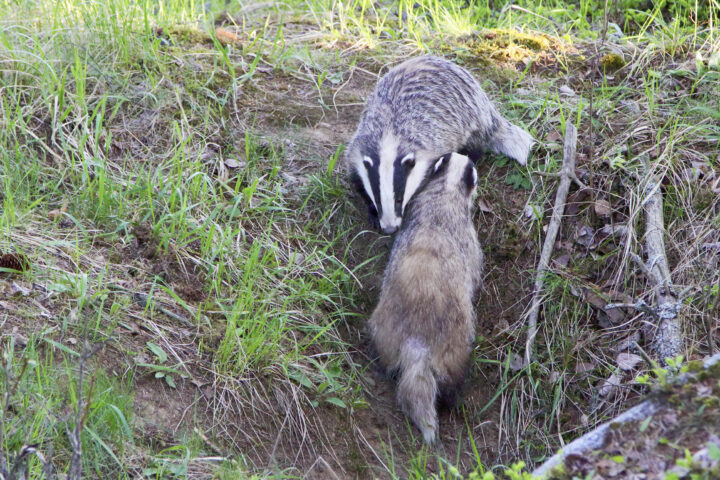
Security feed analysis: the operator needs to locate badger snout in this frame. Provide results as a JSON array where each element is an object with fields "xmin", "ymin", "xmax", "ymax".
[{"xmin": 380, "ymin": 216, "xmax": 401, "ymax": 234}]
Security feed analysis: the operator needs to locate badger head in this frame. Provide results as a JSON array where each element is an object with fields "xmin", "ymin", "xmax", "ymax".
[
  {"xmin": 429, "ymin": 152, "xmax": 478, "ymax": 199},
  {"xmin": 349, "ymin": 131, "xmax": 434, "ymax": 234}
]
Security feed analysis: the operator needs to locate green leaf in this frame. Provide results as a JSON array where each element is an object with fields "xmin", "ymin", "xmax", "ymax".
[
  {"xmin": 289, "ymin": 370, "xmax": 314, "ymax": 389},
  {"xmin": 639, "ymin": 415, "xmax": 653, "ymax": 432},
  {"xmin": 165, "ymin": 375, "xmax": 177, "ymax": 388},
  {"xmin": 505, "ymin": 173, "xmax": 531, "ymax": 190},
  {"xmin": 326, "ymin": 397, "xmax": 347, "ymax": 409},
  {"xmin": 147, "ymin": 342, "xmax": 167, "ymax": 363},
  {"xmin": 708, "ymin": 442, "xmax": 720, "ymax": 461}
]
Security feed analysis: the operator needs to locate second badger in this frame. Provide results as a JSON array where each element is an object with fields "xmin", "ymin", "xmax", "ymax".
[{"xmin": 369, "ymin": 152, "xmax": 483, "ymax": 444}]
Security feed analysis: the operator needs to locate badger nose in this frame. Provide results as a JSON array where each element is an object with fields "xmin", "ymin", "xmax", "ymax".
[{"xmin": 382, "ymin": 225, "xmax": 399, "ymax": 235}]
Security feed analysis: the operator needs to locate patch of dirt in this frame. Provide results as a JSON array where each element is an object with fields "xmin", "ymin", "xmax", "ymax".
[{"xmin": 123, "ymin": 223, "xmax": 206, "ymax": 303}]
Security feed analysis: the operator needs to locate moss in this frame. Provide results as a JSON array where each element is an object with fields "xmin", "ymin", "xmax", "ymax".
[
  {"xmin": 687, "ymin": 360, "xmax": 705, "ymax": 373},
  {"xmin": 707, "ymin": 361, "xmax": 720, "ymax": 379},
  {"xmin": 450, "ymin": 29, "xmax": 551, "ymax": 66},
  {"xmin": 600, "ymin": 53, "xmax": 626, "ymax": 71},
  {"xmin": 165, "ymin": 25, "xmax": 214, "ymax": 46}
]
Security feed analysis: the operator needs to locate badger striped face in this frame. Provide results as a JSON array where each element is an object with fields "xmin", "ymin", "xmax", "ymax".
[
  {"xmin": 353, "ymin": 132, "xmax": 430, "ymax": 234},
  {"xmin": 431, "ymin": 152, "xmax": 478, "ymax": 196}
]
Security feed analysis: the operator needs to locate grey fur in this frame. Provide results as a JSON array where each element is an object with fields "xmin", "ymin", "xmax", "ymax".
[
  {"xmin": 368, "ymin": 153, "xmax": 484, "ymax": 444},
  {"xmin": 345, "ymin": 55, "xmax": 533, "ymax": 234}
]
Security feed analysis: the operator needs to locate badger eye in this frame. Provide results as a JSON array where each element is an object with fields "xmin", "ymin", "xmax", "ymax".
[
  {"xmin": 363, "ymin": 156, "xmax": 374, "ymax": 170},
  {"xmin": 401, "ymin": 155, "xmax": 415, "ymax": 170}
]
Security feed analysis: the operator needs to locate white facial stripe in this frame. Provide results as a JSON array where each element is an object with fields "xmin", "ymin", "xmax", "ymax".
[
  {"xmin": 445, "ymin": 152, "xmax": 470, "ymax": 190},
  {"xmin": 402, "ymin": 156, "xmax": 431, "ymax": 212},
  {"xmin": 358, "ymin": 156, "xmax": 377, "ymax": 210},
  {"xmin": 378, "ymin": 132, "xmax": 400, "ymax": 227}
]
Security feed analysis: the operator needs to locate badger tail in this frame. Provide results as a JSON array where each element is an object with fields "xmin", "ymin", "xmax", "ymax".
[
  {"xmin": 397, "ymin": 341, "xmax": 438, "ymax": 444},
  {"xmin": 488, "ymin": 119, "xmax": 534, "ymax": 167}
]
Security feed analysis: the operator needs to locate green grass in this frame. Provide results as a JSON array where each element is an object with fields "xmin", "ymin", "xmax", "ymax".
[{"xmin": 1, "ymin": 0, "xmax": 719, "ymax": 478}]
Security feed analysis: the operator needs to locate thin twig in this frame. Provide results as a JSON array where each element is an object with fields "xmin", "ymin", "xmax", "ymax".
[{"xmin": 525, "ymin": 122, "xmax": 578, "ymax": 364}]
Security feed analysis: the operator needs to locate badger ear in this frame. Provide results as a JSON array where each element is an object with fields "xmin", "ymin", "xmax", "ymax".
[
  {"xmin": 463, "ymin": 163, "xmax": 478, "ymax": 192},
  {"xmin": 433, "ymin": 156, "xmax": 446, "ymax": 174}
]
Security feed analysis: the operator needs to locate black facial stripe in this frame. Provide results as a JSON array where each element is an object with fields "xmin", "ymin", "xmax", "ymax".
[
  {"xmin": 393, "ymin": 156, "xmax": 409, "ymax": 217},
  {"xmin": 462, "ymin": 162, "xmax": 476, "ymax": 192},
  {"xmin": 349, "ymin": 169, "xmax": 377, "ymax": 217},
  {"xmin": 366, "ymin": 158, "xmax": 382, "ymax": 219}
]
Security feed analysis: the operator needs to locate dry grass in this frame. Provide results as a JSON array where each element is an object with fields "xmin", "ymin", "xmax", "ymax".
[{"xmin": 1, "ymin": 0, "xmax": 719, "ymax": 479}]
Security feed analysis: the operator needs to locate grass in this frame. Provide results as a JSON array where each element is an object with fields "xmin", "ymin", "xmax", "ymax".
[{"xmin": 1, "ymin": 0, "xmax": 719, "ymax": 478}]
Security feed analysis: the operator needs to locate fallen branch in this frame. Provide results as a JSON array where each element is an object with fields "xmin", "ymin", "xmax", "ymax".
[
  {"xmin": 532, "ymin": 352, "xmax": 720, "ymax": 477},
  {"xmin": 525, "ymin": 122, "xmax": 580, "ymax": 364},
  {"xmin": 604, "ymin": 174, "xmax": 685, "ymax": 365},
  {"xmin": 642, "ymin": 175, "xmax": 684, "ymax": 363}
]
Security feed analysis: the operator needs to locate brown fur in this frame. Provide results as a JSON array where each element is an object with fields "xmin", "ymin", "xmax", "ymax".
[{"xmin": 368, "ymin": 153, "xmax": 483, "ymax": 443}]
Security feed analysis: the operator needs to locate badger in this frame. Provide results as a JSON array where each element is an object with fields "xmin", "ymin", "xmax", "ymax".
[
  {"xmin": 368, "ymin": 152, "xmax": 483, "ymax": 444},
  {"xmin": 345, "ymin": 55, "xmax": 533, "ymax": 234}
]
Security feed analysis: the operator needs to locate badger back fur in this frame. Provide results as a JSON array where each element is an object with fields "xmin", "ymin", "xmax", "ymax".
[
  {"xmin": 368, "ymin": 152, "xmax": 484, "ymax": 444},
  {"xmin": 346, "ymin": 55, "xmax": 533, "ymax": 234}
]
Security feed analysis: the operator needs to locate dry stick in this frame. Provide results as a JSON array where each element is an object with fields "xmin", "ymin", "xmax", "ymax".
[
  {"xmin": 641, "ymin": 175, "xmax": 684, "ymax": 363},
  {"xmin": 525, "ymin": 123, "xmax": 580, "ymax": 365},
  {"xmin": 533, "ymin": 352, "xmax": 720, "ymax": 477}
]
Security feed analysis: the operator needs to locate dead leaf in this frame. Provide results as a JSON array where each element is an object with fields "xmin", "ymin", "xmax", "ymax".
[
  {"xmin": 596, "ymin": 457, "xmax": 626, "ymax": 477},
  {"xmin": 575, "ymin": 361, "xmax": 596, "ymax": 374},
  {"xmin": 224, "ymin": 158, "xmax": 246, "ymax": 169},
  {"xmin": 614, "ymin": 332, "xmax": 640, "ymax": 353},
  {"xmin": 281, "ymin": 172, "xmax": 309, "ymax": 186},
  {"xmin": 696, "ymin": 383, "xmax": 712, "ymax": 397},
  {"xmin": 553, "ymin": 254, "xmax": 571, "ymax": 268},
  {"xmin": 523, "ymin": 204, "xmax": 543, "ymax": 220},
  {"xmin": 598, "ymin": 223, "xmax": 628, "ymax": 238},
  {"xmin": 9, "ymin": 281, "xmax": 31, "ymax": 296},
  {"xmin": 574, "ymin": 224, "xmax": 595, "ymax": 248},
  {"xmin": 476, "ymin": 198, "xmax": 494, "ymax": 213},
  {"xmin": 599, "ymin": 373, "xmax": 621, "ymax": 397},
  {"xmin": 546, "ymin": 130, "xmax": 563, "ymax": 143},
  {"xmin": 560, "ymin": 85, "xmax": 576, "ymax": 96},
  {"xmin": 594, "ymin": 199, "xmax": 612, "ymax": 217},
  {"xmin": 616, "ymin": 352, "xmax": 643, "ymax": 371},
  {"xmin": 507, "ymin": 351, "xmax": 527, "ymax": 372},
  {"xmin": 48, "ymin": 200, "xmax": 68, "ymax": 221},
  {"xmin": 214, "ymin": 27, "xmax": 241, "ymax": 45}
]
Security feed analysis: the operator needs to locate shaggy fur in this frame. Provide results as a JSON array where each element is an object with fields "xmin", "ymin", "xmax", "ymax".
[
  {"xmin": 368, "ymin": 152, "xmax": 484, "ymax": 443},
  {"xmin": 346, "ymin": 55, "xmax": 533, "ymax": 233}
]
